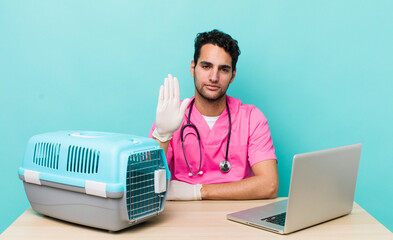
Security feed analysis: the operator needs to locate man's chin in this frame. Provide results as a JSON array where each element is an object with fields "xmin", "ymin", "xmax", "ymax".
[{"xmin": 199, "ymin": 93, "xmax": 226, "ymax": 102}]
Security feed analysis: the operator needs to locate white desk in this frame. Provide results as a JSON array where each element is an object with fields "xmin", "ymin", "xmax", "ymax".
[{"xmin": 1, "ymin": 198, "xmax": 392, "ymax": 239}]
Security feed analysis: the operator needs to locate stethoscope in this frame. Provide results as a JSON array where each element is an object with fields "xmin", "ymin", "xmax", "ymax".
[{"xmin": 180, "ymin": 98, "xmax": 231, "ymax": 176}]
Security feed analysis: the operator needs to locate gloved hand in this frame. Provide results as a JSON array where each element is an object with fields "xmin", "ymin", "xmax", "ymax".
[
  {"xmin": 152, "ymin": 74, "xmax": 191, "ymax": 142},
  {"xmin": 166, "ymin": 180, "xmax": 202, "ymax": 201}
]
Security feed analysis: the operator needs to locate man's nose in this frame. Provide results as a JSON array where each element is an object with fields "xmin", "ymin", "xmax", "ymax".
[{"xmin": 209, "ymin": 68, "xmax": 219, "ymax": 82}]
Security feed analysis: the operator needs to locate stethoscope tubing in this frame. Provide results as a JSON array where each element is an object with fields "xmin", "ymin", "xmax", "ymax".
[
  {"xmin": 180, "ymin": 98, "xmax": 231, "ymax": 175},
  {"xmin": 180, "ymin": 123, "xmax": 203, "ymax": 175}
]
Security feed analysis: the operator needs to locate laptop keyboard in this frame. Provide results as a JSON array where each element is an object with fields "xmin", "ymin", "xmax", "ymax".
[{"xmin": 261, "ymin": 212, "xmax": 286, "ymax": 226}]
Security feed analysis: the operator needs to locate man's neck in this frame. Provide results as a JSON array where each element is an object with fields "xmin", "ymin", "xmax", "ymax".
[{"xmin": 194, "ymin": 94, "xmax": 227, "ymax": 117}]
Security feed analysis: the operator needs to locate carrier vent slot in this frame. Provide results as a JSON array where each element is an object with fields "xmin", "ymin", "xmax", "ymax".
[
  {"xmin": 66, "ymin": 146, "xmax": 100, "ymax": 174},
  {"xmin": 126, "ymin": 150, "xmax": 163, "ymax": 221},
  {"xmin": 33, "ymin": 142, "xmax": 61, "ymax": 169}
]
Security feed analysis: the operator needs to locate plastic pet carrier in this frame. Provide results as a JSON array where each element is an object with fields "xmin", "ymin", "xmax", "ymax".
[{"xmin": 18, "ymin": 131, "xmax": 171, "ymax": 231}]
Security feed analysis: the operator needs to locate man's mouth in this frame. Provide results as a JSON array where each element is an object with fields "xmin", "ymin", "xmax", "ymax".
[{"xmin": 205, "ymin": 84, "xmax": 220, "ymax": 91}]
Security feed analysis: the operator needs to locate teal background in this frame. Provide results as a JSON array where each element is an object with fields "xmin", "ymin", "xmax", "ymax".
[{"xmin": 1, "ymin": 0, "xmax": 392, "ymax": 234}]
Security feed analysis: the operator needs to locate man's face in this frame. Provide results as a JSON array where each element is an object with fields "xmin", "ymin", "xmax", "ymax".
[{"xmin": 191, "ymin": 44, "xmax": 236, "ymax": 102}]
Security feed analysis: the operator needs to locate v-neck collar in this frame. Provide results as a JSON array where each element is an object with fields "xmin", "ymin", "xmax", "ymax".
[{"xmin": 184, "ymin": 96, "xmax": 238, "ymax": 144}]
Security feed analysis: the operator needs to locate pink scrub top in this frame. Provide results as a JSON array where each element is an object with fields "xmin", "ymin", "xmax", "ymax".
[{"xmin": 149, "ymin": 96, "xmax": 276, "ymax": 185}]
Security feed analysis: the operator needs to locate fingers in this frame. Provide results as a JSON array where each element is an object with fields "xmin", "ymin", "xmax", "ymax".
[
  {"xmin": 174, "ymin": 76, "xmax": 180, "ymax": 101},
  {"xmin": 159, "ymin": 73, "xmax": 185, "ymax": 109},
  {"xmin": 179, "ymin": 98, "xmax": 191, "ymax": 116},
  {"xmin": 164, "ymin": 74, "xmax": 180, "ymax": 101},
  {"xmin": 155, "ymin": 74, "xmax": 187, "ymax": 140},
  {"xmin": 168, "ymin": 74, "xmax": 174, "ymax": 100},
  {"xmin": 164, "ymin": 77, "xmax": 169, "ymax": 101},
  {"xmin": 158, "ymin": 85, "xmax": 164, "ymax": 107}
]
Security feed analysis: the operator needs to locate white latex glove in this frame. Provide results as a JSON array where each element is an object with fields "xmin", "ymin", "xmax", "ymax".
[
  {"xmin": 166, "ymin": 180, "xmax": 202, "ymax": 201},
  {"xmin": 152, "ymin": 74, "xmax": 191, "ymax": 142}
]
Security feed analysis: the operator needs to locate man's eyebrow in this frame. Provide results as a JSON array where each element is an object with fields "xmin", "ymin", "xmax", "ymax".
[
  {"xmin": 219, "ymin": 65, "xmax": 232, "ymax": 69},
  {"xmin": 199, "ymin": 61, "xmax": 213, "ymax": 66},
  {"xmin": 199, "ymin": 61, "xmax": 232, "ymax": 69}
]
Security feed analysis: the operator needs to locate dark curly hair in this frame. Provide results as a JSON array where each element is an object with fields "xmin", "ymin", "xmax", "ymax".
[{"xmin": 194, "ymin": 29, "xmax": 241, "ymax": 71}]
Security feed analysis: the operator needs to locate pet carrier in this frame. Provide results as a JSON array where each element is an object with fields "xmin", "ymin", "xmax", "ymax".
[{"xmin": 18, "ymin": 131, "xmax": 171, "ymax": 231}]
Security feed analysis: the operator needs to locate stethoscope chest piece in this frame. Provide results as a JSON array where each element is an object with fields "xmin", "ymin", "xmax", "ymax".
[{"xmin": 219, "ymin": 160, "xmax": 231, "ymax": 173}]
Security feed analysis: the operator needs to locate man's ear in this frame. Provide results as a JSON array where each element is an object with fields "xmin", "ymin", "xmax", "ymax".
[
  {"xmin": 190, "ymin": 60, "xmax": 196, "ymax": 77},
  {"xmin": 230, "ymin": 68, "xmax": 237, "ymax": 84}
]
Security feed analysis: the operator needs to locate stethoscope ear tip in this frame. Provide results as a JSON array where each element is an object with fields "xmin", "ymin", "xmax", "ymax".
[{"xmin": 188, "ymin": 171, "xmax": 204, "ymax": 176}]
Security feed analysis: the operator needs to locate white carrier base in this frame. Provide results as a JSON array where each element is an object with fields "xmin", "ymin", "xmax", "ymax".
[{"xmin": 23, "ymin": 182, "xmax": 165, "ymax": 231}]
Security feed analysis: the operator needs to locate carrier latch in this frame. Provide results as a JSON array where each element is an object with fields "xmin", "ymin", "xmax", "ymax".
[{"xmin": 154, "ymin": 169, "xmax": 167, "ymax": 193}]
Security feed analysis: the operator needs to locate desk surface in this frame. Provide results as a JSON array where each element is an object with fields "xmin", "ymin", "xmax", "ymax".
[{"xmin": 1, "ymin": 198, "xmax": 391, "ymax": 239}]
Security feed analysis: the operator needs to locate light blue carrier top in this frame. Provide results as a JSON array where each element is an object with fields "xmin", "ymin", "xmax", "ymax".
[{"xmin": 18, "ymin": 131, "xmax": 170, "ymax": 194}]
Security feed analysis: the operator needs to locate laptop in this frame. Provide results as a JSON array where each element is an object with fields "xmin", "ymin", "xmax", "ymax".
[{"xmin": 227, "ymin": 143, "xmax": 362, "ymax": 234}]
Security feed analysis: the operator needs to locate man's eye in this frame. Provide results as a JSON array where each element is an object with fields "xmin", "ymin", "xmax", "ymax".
[
  {"xmin": 202, "ymin": 65, "xmax": 209, "ymax": 69},
  {"xmin": 221, "ymin": 68, "xmax": 229, "ymax": 72}
]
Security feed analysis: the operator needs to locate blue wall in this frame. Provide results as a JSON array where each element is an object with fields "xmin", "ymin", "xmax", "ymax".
[{"xmin": 1, "ymin": 0, "xmax": 392, "ymax": 233}]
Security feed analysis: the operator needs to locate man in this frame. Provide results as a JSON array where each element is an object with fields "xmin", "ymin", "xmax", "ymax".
[{"xmin": 150, "ymin": 29, "xmax": 278, "ymax": 200}]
